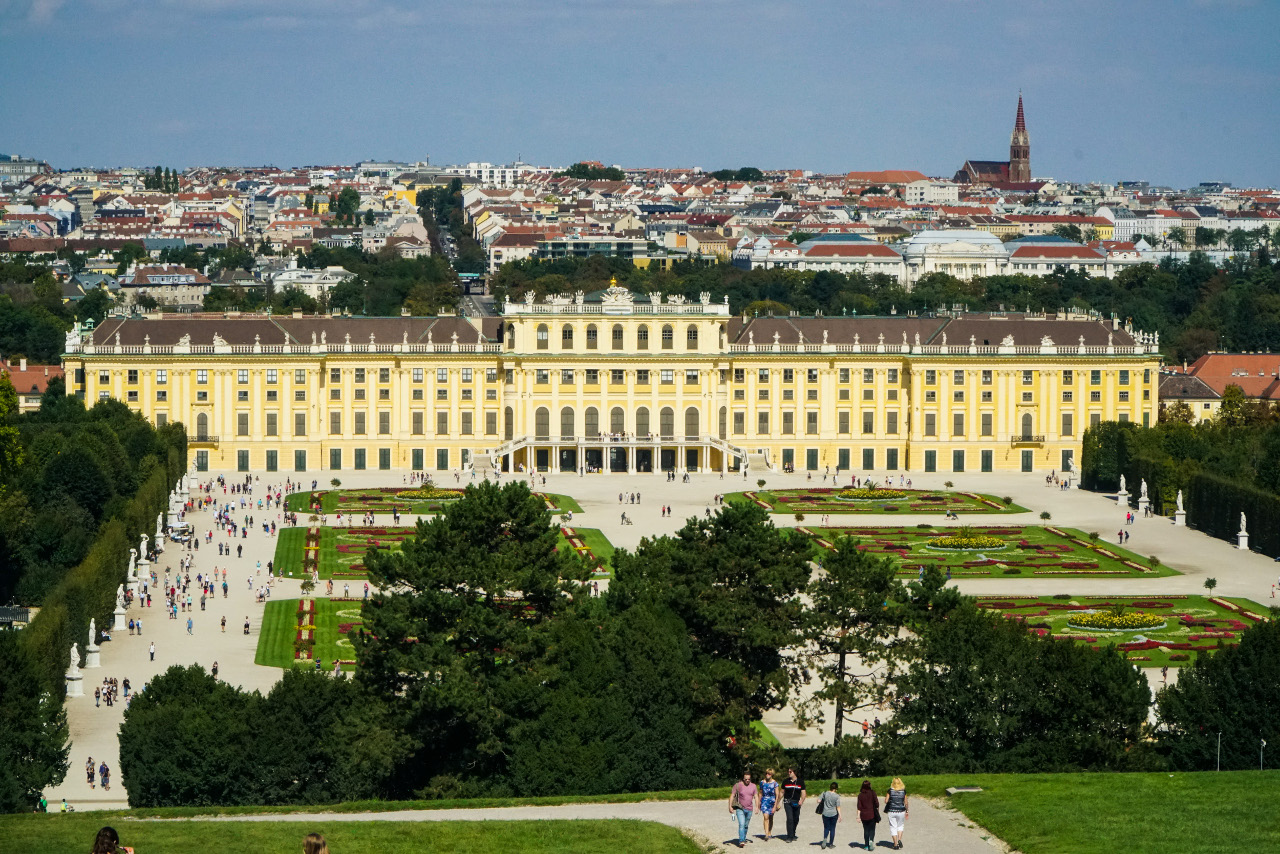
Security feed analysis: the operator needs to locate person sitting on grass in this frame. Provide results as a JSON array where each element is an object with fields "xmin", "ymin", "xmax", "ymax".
[
  {"xmin": 90, "ymin": 826, "xmax": 132, "ymax": 853},
  {"xmin": 303, "ymin": 832, "xmax": 329, "ymax": 854}
]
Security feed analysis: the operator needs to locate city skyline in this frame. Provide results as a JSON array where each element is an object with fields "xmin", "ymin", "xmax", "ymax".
[{"xmin": 2, "ymin": 0, "xmax": 1278, "ymax": 186}]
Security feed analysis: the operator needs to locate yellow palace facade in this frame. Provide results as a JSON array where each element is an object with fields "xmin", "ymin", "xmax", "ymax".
[{"xmin": 63, "ymin": 283, "xmax": 1161, "ymax": 476}]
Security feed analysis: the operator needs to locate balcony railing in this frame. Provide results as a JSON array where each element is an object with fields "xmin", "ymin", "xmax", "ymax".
[{"xmin": 1010, "ymin": 434, "xmax": 1045, "ymax": 447}]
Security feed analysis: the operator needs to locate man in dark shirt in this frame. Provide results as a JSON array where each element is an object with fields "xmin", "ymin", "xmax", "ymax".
[{"xmin": 781, "ymin": 766, "xmax": 806, "ymax": 841}]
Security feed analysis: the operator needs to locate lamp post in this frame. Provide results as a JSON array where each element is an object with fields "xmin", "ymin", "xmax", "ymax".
[{"xmin": 1217, "ymin": 732, "xmax": 1222, "ymax": 772}]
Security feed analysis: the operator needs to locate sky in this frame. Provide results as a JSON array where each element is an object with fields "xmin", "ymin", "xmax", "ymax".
[{"xmin": 1, "ymin": 0, "xmax": 1278, "ymax": 187}]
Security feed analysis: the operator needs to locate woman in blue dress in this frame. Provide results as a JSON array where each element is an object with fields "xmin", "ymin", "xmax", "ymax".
[{"xmin": 759, "ymin": 768, "xmax": 780, "ymax": 841}]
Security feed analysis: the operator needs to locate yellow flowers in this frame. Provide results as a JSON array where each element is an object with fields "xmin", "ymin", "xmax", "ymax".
[
  {"xmin": 398, "ymin": 488, "xmax": 464, "ymax": 500},
  {"xmin": 1067, "ymin": 611, "xmax": 1166, "ymax": 631},
  {"xmin": 838, "ymin": 488, "xmax": 908, "ymax": 500},
  {"xmin": 928, "ymin": 534, "xmax": 1006, "ymax": 550}
]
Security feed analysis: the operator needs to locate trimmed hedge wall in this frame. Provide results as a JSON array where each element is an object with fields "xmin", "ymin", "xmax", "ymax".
[{"xmin": 1186, "ymin": 472, "xmax": 1280, "ymax": 559}]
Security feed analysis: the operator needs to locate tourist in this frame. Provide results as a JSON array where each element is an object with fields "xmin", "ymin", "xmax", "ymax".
[
  {"xmin": 99, "ymin": 761, "xmax": 110, "ymax": 791},
  {"xmin": 221, "ymin": 616, "xmax": 226, "ymax": 633},
  {"xmin": 186, "ymin": 617, "xmax": 193, "ymax": 635},
  {"xmin": 759, "ymin": 768, "xmax": 779, "ymax": 841},
  {"xmin": 212, "ymin": 661, "xmax": 219, "ymax": 679},
  {"xmin": 86, "ymin": 757, "xmax": 95, "ymax": 789},
  {"xmin": 90, "ymin": 826, "xmax": 122, "ymax": 854},
  {"xmin": 303, "ymin": 832, "xmax": 329, "ymax": 854},
  {"xmin": 856, "ymin": 779, "xmax": 879, "ymax": 850},
  {"xmin": 781, "ymin": 767, "xmax": 806, "ymax": 841},
  {"xmin": 817, "ymin": 781, "xmax": 841, "ymax": 849},
  {"xmin": 244, "ymin": 617, "xmax": 251, "ymax": 635},
  {"xmin": 149, "ymin": 642, "xmax": 155, "ymax": 661},
  {"xmin": 884, "ymin": 777, "xmax": 908, "ymax": 849},
  {"xmin": 728, "ymin": 769, "xmax": 759, "ymax": 849}
]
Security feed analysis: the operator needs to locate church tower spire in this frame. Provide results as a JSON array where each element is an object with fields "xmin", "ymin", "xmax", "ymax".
[{"xmin": 1009, "ymin": 92, "xmax": 1030, "ymax": 183}]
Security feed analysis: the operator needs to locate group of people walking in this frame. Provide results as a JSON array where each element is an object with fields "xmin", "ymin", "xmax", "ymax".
[{"xmin": 728, "ymin": 769, "xmax": 908, "ymax": 849}]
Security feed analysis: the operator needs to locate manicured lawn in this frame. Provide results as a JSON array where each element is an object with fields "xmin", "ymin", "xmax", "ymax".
[
  {"xmin": 536, "ymin": 492, "xmax": 584, "ymax": 514},
  {"xmin": 975, "ymin": 594, "xmax": 1268, "ymax": 667},
  {"xmin": 256, "ymin": 597, "xmax": 364, "ymax": 671},
  {"xmin": 286, "ymin": 488, "xmax": 461, "ymax": 515},
  {"xmin": 728, "ymin": 487, "xmax": 1028, "ymax": 514},
  {"xmin": 561, "ymin": 525, "xmax": 614, "ymax": 576},
  {"xmin": 0, "ymin": 816, "xmax": 702, "ymax": 854},
  {"xmin": 804, "ymin": 524, "xmax": 1180, "ymax": 578},
  {"xmin": 750, "ymin": 720, "xmax": 782, "ymax": 748}
]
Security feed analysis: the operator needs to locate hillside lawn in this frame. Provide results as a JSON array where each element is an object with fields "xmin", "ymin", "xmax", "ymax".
[
  {"xmin": 20, "ymin": 772, "xmax": 1277, "ymax": 854},
  {"xmin": 0, "ymin": 817, "xmax": 701, "ymax": 854},
  {"xmin": 805, "ymin": 524, "xmax": 1180, "ymax": 578}
]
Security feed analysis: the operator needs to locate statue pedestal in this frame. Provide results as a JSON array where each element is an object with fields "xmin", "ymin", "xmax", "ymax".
[
  {"xmin": 138, "ymin": 559, "xmax": 151, "ymax": 585},
  {"xmin": 113, "ymin": 605, "xmax": 127, "ymax": 633},
  {"xmin": 84, "ymin": 642, "xmax": 101, "ymax": 669},
  {"xmin": 1116, "ymin": 490, "xmax": 1129, "ymax": 505},
  {"xmin": 1137, "ymin": 497, "xmax": 1150, "ymax": 515},
  {"xmin": 65, "ymin": 671, "xmax": 83, "ymax": 697},
  {"xmin": 1174, "ymin": 510, "xmax": 1186, "ymax": 527},
  {"xmin": 1238, "ymin": 532, "xmax": 1250, "ymax": 551}
]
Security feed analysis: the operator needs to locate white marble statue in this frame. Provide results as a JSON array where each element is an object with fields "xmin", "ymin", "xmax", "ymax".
[
  {"xmin": 1119, "ymin": 474, "xmax": 1127, "ymax": 493},
  {"xmin": 69, "ymin": 644, "xmax": 80, "ymax": 676},
  {"xmin": 88, "ymin": 619, "xmax": 96, "ymax": 645},
  {"xmin": 129, "ymin": 549, "xmax": 137, "ymax": 575},
  {"xmin": 1176, "ymin": 490, "xmax": 1184, "ymax": 512},
  {"xmin": 116, "ymin": 584, "xmax": 125, "ymax": 611},
  {"xmin": 140, "ymin": 533, "xmax": 149, "ymax": 558},
  {"xmin": 1240, "ymin": 513, "xmax": 1247, "ymax": 534},
  {"xmin": 1140, "ymin": 479, "xmax": 1148, "ymax": 499}
]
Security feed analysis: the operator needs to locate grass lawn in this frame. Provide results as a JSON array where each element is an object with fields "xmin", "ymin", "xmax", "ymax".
[
  {"xmin": 803, "ymin": 524, "xmax": 1180, "ymax": 578},
  {"xmin": 976, "ymin": 594, "xmax": 1269, "ymax": 667},
  {"xmin": 561, "ymin": 525, "xmax": 615, "ymax": 576},
  {"xmin": 256, "ymin": 597, "xmax": 364, "ymax": 670},
  {"xmin": 727, "ymin": 487, "xmax": 1028, "ymax": 514},
  {"xmin": 750, "ymin": 720, "xmax": 781, "ymax": 748},
  {"xmin": 286, "ymin": 488, "xmax": 461, "ymax": 515},
  {"xmin": 0, "ymin": 816, "xmax": 702, "ymax": 854},
  {"xmin": 536, "ymin": 492, "xmax": 585, "ymax": 514}
]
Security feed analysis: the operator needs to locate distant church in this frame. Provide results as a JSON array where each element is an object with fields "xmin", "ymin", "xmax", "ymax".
[{"xmin": 954, "ymin": 94, "xmax": 1032, "ymax": 186}]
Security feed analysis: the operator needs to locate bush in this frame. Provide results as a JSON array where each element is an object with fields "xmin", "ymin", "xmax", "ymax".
[
  {"xmin": 1002, "ymin": 496, "xmax": 1013, "ymax": 505},
  {"xmin": 1168, "ymin": 653, "xmax": 1190, "ymax": 661},
  {"xmin": 916, "ymin": 523, "xmax": 932, "ymax": 529},
  {"xmin": 944, "ymin": 481, "xmax": 954, "ymax": 488}
]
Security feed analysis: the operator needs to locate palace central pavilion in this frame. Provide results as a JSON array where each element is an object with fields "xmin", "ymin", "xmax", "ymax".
[{"xmin": 63, "ymin": 282, "xmax": 1161, "ymax": 476}]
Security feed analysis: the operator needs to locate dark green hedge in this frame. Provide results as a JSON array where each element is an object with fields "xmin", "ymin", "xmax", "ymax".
[{"xmin": 1186, "ymin": 472, "xmax": 1280, "ymax": 558}]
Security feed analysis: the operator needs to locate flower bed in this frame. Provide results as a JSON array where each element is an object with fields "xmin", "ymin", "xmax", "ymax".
[
  {"xmin": 927, "ymin": 534, "xmax": 1006, "ymax": 550},
  {"xmin": 837, "ymin": 488, "xmax": 908, "ymax": 501},
  {"xmin": 1067, "ymin": 611, "xmax": 1167, "ymax": 632},
  {"xmin": 397, "ymin": 488, "xmax": 463, "ymax": 501},
  {"xmin": 737, "ymin": 488, "xmax": 1022, "ymax": 514}
]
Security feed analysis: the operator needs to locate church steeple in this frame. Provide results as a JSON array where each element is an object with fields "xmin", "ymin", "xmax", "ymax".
[{"xmin": 1009, "ymin": 92, "xmax": 1030, "ymax": 183}]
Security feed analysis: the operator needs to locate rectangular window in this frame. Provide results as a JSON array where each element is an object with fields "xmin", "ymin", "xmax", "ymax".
[
  {"xmin": 411, "ymin": 448, "xmax": 424, "ymax": 471},
  {"xmin": 1091, "ymin": 370, "xmax": 1101, "ymax": 385},
  {"xmin": 863, "ymin": 368, "xmax": 874, "ymax": 383},
  {"xmin": 925, "ymin": 390, "xmax": 936, "ymax": 402},
  {"xmin": 886, "ymin": 448, "xmax": 899, "ymax": 470},
  {"xmin": 237, "ymin": 412, "xmax": 249, "ymax": 436},
  {"xmin": 611, "ymin": 369, "xmax": 625, "ymax": 384},
  {"xmin": 862, "ymin": 411, "xmax": 874, "ymax": 434},
  {"xmin": 982, "ymin": 370, "xmax": 992, "ymax": 385},
  {"xmin": 886, "ymin": 411, "xmax": 898, "ymax": 434},
  {"xmin": 196, "ymin": 391, "xmax": 208, "ymax": 402},
  {"xmin": 806, "ymin": 411, "xmax": 818, "ymax": 435},
  {"xmin": 1062, "ymin": 370, "xmax": 1073, "ymax": 385},
  {"xmin": 330, "ymin": 411, "xmax": 341, "ymax": 435},
  {"xmin": 295, "ymin": 389, "xmax": 306, "ymax": 401},
  {"xmin": 238, "ymin": 390, "xmax": 249, "ymax": 402},
  {"xmin": 330, "ymin": 448, "xmax": 342, "ymax": 471},
  {"xmin": 953, "ymin": 413, "xmax": 964, "ymax": 436},
  {"xmin": 733, "ymin": 411, "xmax": 745, "ymax": 434},
  {"xmin": 981, "ymin": 449, "xmax": 993, "ymax": 472},
  {"xmin": 1062, "ymin": 412, "xmax": 1074, "ymax": 436},
  {"xmin": 925, "ymin": 370, "xmax": 936, "ymax": 384},
  {"xmin": 953, "ymin": 390, "xmax": 964, "ymax": 402},
  {"xmin": 485, "ymin": 412, "xmax": 497, "ymax": 435},
  {"xmin": 863, "ymin": 389, "xmax": 874, "ymax": 401},
  {"xmin": 838, "ymin": 448, "xmax": 850, "ymax": 470},
  {"xmin": 887, "ymin": 368, "xmax": 898, "ymax": 383},
  {"xmin": 982, "ymin": 390, "xmax": 993, "ymax": 402},
  {"xmin": 952, "ymin": 449, "xmax": 965, "ymax": 472},
  {"xmin": 379, "ymin": 412, "xmax": 391, "ymax": 435},
  {"xmin": 1063, "ymin": 391, "xmax": 1073, "ymax": 402},
  {"xmin": 1091, "ymin": 412, "xmax": 1102, "ymax": 427},
  {"xmin": 437, "ymin": 368, "xmax": 448, "ymax": 383},
  {"xmin": 266, "ymin": 450, "xmax": 277, "ymax": 472},
  {"xmin": 330, "ymin": 368, "xmax": 341, "ymax": 383},
  {"xmin": 156, "ymin": 390, "xmax": 167, "ymax": 402},
  {"xmin": 685, "ymin": 369, "xmax": 699, "ymax": 385},
  {"xmin": 862, "ymin": 448, "xmax": 875, "ymax": 470},
  {"xmin": 953, "ymin": 370, "xmax": 964, "ymax": 384},
  {"xmin": 585, "ymin": 369, "xmax": 599, "ymax": 384},
  {"xmin": 1022, "ymin": 370, "xmax": 1033, "ymax": 384},
  {"xmin": 127, "ymin": 390, "xmax": 138, "ymax": 402},
  {"xmin": 355, "ymin": 368, "xmax": 366, "ymax": 383},
  {"xmin": 295, "ymin": 449, "xmax": 308, "ymax": 472},
  {"xmin": 561, "ymin": 369, "xmax": 574, "ymax": 385},
  {"xmin": 356, "ymin": 388, "xmax": 367, "ymax": 401},
  {"xmin": 413, "ymin": 367, "xmax": 423, "ymax": 382},
  {"xmin": 412, "ymin": 411, "xmax": 424, "ymax": 435},
  {"xmin": 266, "ymin": 413, "xmax": 278, "ymax": 436},
  {"xmin": 355, "ymin": 412, "xmax": 366, "ymax": 434},
  {"xmin": 839, "ymin": 389, "xmax": 850, "ymax": 401},
  {"xmin": 266, "ymin": 369, "xmax": 277, "ymax": 383},
  {"xmin": 379, "ymin": 388, "xmax": 390, "ymax": 400},
  {"xmin": 236, "ymin": 449, "xmax": 249, "ymax": 472},
  {"xmin": 381, "ymin": 367, "xmax": 391, "ymax": 383},
  {"xmin": 156, "ymin": 369, "xmax": 167, "ymax": 384},
  {"xmin": 838, "ymin": 411, "xmax": 850, "ymax": 434},
  {"xmin": 461, "ymin": 412, "xmax": 473, "ymax": 435},
  {"xmin": 783, "ymin": 369, "xmax": 795, "ymax": 383},
  {"xmin": 924, "ymin": 450, "xmax": 936, "ymax": 472},
  {"xmin": 806, "ymin": 448, "xmax": 819, "ymax": 471},
  {"xmin": 757, "ymin": 412, "xmax": 769, "ymax": 435},
  {"xmin": 981, "ymin": 413, "xmax": 993, "ymax": 436},
  {"xmin": 437, "ymin": 412, "xmax": 448, "ymax": 435},
  {"xmin": 782, "ymin": 412, "xmax": 795, "ymax": 435},
  {"xmin": 924, "ymin": 413, "xmax": 936, "ymax": 436},
  {"xmin": 636, "ymin": 370, "xmax": 649, "ymax": 384},
  {"xmin": 379, "ymin": 448, "xmax": 391, "ymax": 470},
  {"xmin": 807, "ymin": 368, "xmax": 819, "ymax": 383},
  {"xmin": 1021, "ymin": 391, "xmax": 1033, "ymax": 403},
  {"xmin": 436, "ymin": 389, "xmax": 447, "ymax": 400},
  {"xmin": 436, "ymin": 448, "xmax": 449, "ymax": 471},
  {"xmin": 330, "ymin": 388, "xmax": 341, "ymax": 401},
  {"xmin": 295, "ymin": 369, "xmax": 306, "ymax": 384},
  {"xmin": 1091, "ymin": 391, "xmax": 1102, "ymax": 402},
  {"xmin": 1119, "ymin": 370, "xmax": 1130, "ymax": 385},
  {"xmin": 536, "ymin": 370, "xmax": 549, "ymax": 384},
  {"xmin": 294, "ymin": 412, "xmax": 306, "ymax": 436},
  {"xmin": 734, "ymin": 368, "xmax": 745, "ymax": 383},
  {"xmin": 839, "ymin": 368, "xmax": 850, "ymax": 383},
  {"xmin": 1119, "ymin": 391, "xmax": 1130, "ymax": 402},
  {"xmin": 237, "ymin": 369, "xmax": 248, "ymax": 384},
  {"xmin": 127, "ymin": 369, "xmax": 138, "ymax": 384},
  {"xmin": 758, "ymin": 369, "xmax": 769, "ymax": 382},
  {"xmin": 354, "ymin": 448, "xmax": 366, "ymax": 470},
  {"xmin": 661, "ymin": 369, "xmax": 674, "ymax": 384},
  {"xmin": 196, "ymin": 369, "xmax": 208, "ymax": 384}
]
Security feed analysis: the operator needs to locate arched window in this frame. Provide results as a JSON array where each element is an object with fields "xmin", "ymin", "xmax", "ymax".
[
  {"xmin": 610, "ymin": 406, "xmax": 625, "ymax": 434},
  {"xmin": 504, "ymin": 406, "xmax": 514, "ymax": 440},
  {"xmin": 585, "ymin": 407, "xmax": 599, "ymax": 438},
  {"xmin": 561, "ymin": 324, "xmax": 574, "ymax": 348},
  {"xmin": 660, "ymin": 407, "xmax": 675, "ymax": 438},
  {"xmin": 612, "ymin": 324, "xmax": 624, "ymax": 350},
  {"xmin": 718, "ymin": 406, "xmax": 727, "ymax": 440},
  {"xmin": 636, "ymin": 324, "xmax": 649, "ymax": 350},
  {"xmin": 586, "ymin": 324, "xmax": 598, "ymax": 350},
  {"xmin": 196, "ymin": 412, "xmax": 209, "ymax": 440},
  {"xmin": 1021, "ymin": 412, "xmax": 1034, "ymax": 440},
  {"xmin": 505, "ymin": 323, "xmax": 515, "ymax": 349},
  {"xmin": 636, "ymin": 406, "xmax": 650, "ymax": 438},
  {"xmin": 561, "ymin": 406, "xmax": 575, "ymax": 439},
  {"xmin": 535, "ymin": 407, "xmax": 550, "ymax": 440},
  {"xmin": 685, "ymin": 406, "xmax": 700, "ymax": 439},
  {"xmin": 536, "ymin": 324, "xmax": 548, "ymax": 351},
  {"xmin": 661, "ymin": 324, "xmax": 674, "ymax": 350},
  {"xmin": 686, "ymin": 324, "xmax": 698, "ymax": 349}
]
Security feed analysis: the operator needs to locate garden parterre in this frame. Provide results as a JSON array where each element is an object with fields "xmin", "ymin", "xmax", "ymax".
[
  {"xmin": 802, "ymin": 525, "xmax": 1180, "ymax": 577},
  {"xmin": 730, "ymin": 487, "xmax": 1028, "ymax": 514},
  {"xmin": 975, "ymin": 595, "xmax": 1269, "ymax": 667},
  {"xmin": 286, "ymin": 487, "xmax": 461, "ymax": 515},
  {"xmin": 255, "ymin": 597, "xmax": 365, "ymax": 670}
]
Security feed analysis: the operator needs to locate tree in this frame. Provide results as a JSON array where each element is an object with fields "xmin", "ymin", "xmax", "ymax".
[
  {"xmin": 609, "ymin": 502, "xmax": 812, "ymax": 747},
  {"xmin": 0, "ymin": 373, "xmax": 24, "ymax": 484},
  {"xmin": 879, "ymin": 601, "xmax": 1150, "ymax": 772},
  {"xmin": 798, "ymin": 537, "xmax": 906, "ymax": 744},
  {"xmin": 0, "ymin": 633, "xmax": 69, "ymax": 812},
  {"xmin": 1156, "ymin": 619, "xmax": 1280, "ymax": 770},
  {"xmin": 1166, "ymin": 226, "xmax": 1188, "ymax": 249},
  {"xmin": 1203, "ymin": 577, "xmax": 1217, "ymax": 593},
  {"xmin": 557, "ymin": 162, "xmax": 625, "ymax": 181},
  {"xmin": 333, "ymin": 188, "xmax": 361, "ymax": 224},
  {"xmin": 1218, "ymin": 384, "xmax": 1249, "ymax": 427},
  {"xmin": 1160, "ymin": 400, "xmax": 1196, "ymax": 425},
  {"xmin": 1052, "ymin": 224, "xmax": 1084, "ymax": 243},
  {"xmin": 113, "ymin": 242, "xmax": 148, "ymax": 275},
  {"xmin": 363, "ymin": 209, "xmax": 375, "ymax": 226}
]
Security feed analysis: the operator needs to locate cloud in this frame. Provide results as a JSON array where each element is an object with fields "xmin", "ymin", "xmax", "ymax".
[{"xmin": 27, "ymin": 0, "xmax": 64, "ymax": 22}]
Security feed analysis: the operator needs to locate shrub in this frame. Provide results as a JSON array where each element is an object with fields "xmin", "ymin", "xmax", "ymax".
[
  {"xmin": 1053, "ymin": 593, "xmax": 1071, "ymax": 600},
  {"xmin": 1168, "ymin": 653, "xmax": 1190, "ymax": 661},
  {"xmin": 1148, "ymin": 555, "xmax": 1161, "ymax": 568},
  {"xmin": 1002, "ymin": 567, "xmax": 1022, "ymax": 575},
  {"xmin": 944, "ymin": 481, "xmax": 954, "ymax": 488},
  {"xmin": 1002, "ymin": 496, "xmax": 1013, "ymax": 505},
  {"xmin": 398, "ymin": 487, "xmax": 464, "ymax": 501},
  {"xmin": 1088, "ymin": 531, "xmax": 1100, "ymax": 541},
  {"xmin": 1040, "ymin": 511, "xmax": 1052, "ymax": 522},
  {"xmin": 916, "ymin": 523, "xmax": 932, "ymax": 529}
]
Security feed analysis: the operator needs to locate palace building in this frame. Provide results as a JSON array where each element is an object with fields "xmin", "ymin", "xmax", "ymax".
[{"xmin": 62, "ymin": 281, "xmax": 1161, "ymax": 476}]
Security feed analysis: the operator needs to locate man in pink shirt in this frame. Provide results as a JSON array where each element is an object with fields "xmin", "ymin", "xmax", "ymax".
[{"xmin": 728, "ymin": 769, "xmax": 761, "ymax": 848}]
